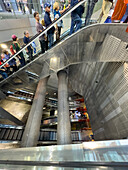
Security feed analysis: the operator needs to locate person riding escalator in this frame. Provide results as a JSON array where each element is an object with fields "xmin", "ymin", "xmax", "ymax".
[{"xmin": 10, "ymin": 35, "xmax": 25, "ymax": 68}]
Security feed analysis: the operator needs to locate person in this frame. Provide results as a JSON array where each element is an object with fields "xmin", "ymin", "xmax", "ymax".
[
  {"xmin": 53, "ymin": 2, "xmax": 70, "ymax": 41},
  {"xmin": 23, "ymin": 31, "xmax": 33, "ymax": 61},
  {"xmin": 104, "ymin": 5, "xmax": 114, "ymax": 23},
  {"xmin": 111, "ymin": 0, "xmax": 126, "ymax": 22},
  {"xmin": 85, "ymin": 0, "xmax": 97, "ymax": 26},
  {"xmin": 1, "ymin": 52, "xmax": 10, "ymax": 75},
  {"xmin": 21, "ymin": 0, "xmax": 26, "ymax": 14},
  {"xmin": 34, "ymin": 12, "xmax": 46, "ymax": 53},
  {"xmin": 19, "ymin": 1, "xmax": 23, "ymax": 12},
  {"xmin": 69, "ymin": 0, "xmax": 82, "ymax": 35},
  {"xmin": 27, "ymin": 0, "xmax": 32, "ymax": 14},
  {"xmin": 44, "ymin": 3, "xmax": 55, "ymax": 48},
  {"xmin": 11, "ymin": 34, "xmax": 25, "ymax": 67},
  {"xmin": 3, "ymin": 50, "xmax": 18, "ymax": 73},
  {"xmin": 98, "ymin": 0, "xmax": 113, "ymax": 23},
  {"xmin": 41, "ymin": 19, "xmax": 48, "ymax": 50},
  {"xmin": 120, "ymin": 4, "xmax": 128, "ymax": 22},
  {"xmin": 0, "ymin": 60, "xmax": 8, "ymax": 79}
]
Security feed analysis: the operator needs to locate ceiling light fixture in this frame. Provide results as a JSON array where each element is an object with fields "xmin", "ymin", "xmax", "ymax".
[{"xmin": 0, "ymin": 44, "xmax": 8, "ymax": 49}]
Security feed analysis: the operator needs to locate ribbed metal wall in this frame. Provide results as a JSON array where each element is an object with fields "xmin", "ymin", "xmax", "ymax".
[{"xmin": 69, "ymin": 62, "xmax": 128, "ymax": 140}]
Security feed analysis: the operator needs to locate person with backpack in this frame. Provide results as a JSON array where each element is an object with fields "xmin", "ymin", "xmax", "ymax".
[
  {"xmin": 53, "ymin": 2, "xmax": 70, "ymax": 41},
  {"xmin": 23, "ymin": 31, "xmax": 33, "ymax": 61},
  {"xmin": 10, "ymin": 35, "xmax": 25, "ymax": 68},
  {"xmin": 69, "ymin": 0, "xmax": 82, "ymax": 35}
]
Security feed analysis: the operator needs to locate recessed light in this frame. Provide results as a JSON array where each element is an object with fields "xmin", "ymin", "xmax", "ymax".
[{"xmin": 0, "ymin": 44, "xmax": 8, "ymax": 49}]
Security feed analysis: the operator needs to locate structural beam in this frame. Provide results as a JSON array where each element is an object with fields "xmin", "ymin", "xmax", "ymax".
[{"xmin": 0, "ymin": 107, "xmax": 24, "ymax": 125}]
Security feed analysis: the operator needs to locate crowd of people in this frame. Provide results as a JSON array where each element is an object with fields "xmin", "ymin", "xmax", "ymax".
[
  {"xmin": 0, "ymin": 0, "xmax": 84, "ymax": 80},
  {"xmin": 2, "ymin": 0, "xmax": 127, "ymax": 80}
]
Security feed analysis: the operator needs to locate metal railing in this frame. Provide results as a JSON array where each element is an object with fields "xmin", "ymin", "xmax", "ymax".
[{"xmin": 0, "ymin": 160, "xmax": 127, "ymax": 168}]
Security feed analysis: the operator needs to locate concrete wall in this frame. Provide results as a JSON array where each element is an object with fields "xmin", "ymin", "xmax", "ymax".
[
  {"xmin": 69, "ymin": 62, "xmax": 128, "ymax": 140},
  {"xmin": 0, "ymin": 18, "xmax": 36, "ymax": 43},
  {"xmin": 0, "ymin": 15, "xmax": 71, "ymax": 44}
]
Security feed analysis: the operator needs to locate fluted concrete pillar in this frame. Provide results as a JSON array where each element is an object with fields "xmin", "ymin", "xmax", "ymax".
[
  {"xmin": 57, "ymin": 70, "xmax": 72, "ymax": 145},
  {"xmin": 21, "ymin": 76, "xmax": 49, "ymax": 147}
]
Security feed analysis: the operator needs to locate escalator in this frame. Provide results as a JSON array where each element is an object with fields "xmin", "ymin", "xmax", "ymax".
[
  {"xmin": 0, "ymin": 2, "xmax": 127, "ymax": 145},
  {"xmin": 0, "ymin": 126, "xmax": 81, "ymax": 142},
  {"xmin": 0, "ymin": 0, "xmax": 86, "ymax": 70},
  {"xmin": 0, "ymin": 2, "xmax": 128, "ymax": 169},
  {"xmin": 0, "ymin": 0, "xmax": 127, "ymax": 94}
]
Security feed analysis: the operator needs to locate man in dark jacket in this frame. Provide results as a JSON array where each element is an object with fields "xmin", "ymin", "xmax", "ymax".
[
  {"xmin": 44, "ymin": 3, "xmax": 55, "ymax": 48},
  {"xmin": 23, "ymin": 31, "xmax": 33, "ymax": 61},
  {"xmin": 69, "ymin": 0, "xmax": 82, "ymax": 35}
]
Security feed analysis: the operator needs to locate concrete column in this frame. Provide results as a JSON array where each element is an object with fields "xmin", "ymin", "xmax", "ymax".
[
  {"xmin": 57, "ymin": 70, "xmax": 72, "ymax": 145},
  {"xmin": 21, "ymin": 76, "xmax": 49, "ymax": 147}
]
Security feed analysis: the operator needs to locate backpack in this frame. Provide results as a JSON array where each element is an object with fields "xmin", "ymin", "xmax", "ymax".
[
  {"xmin": 10, "ymin": 43, "xmax": 17, "ymax": 55},
  {"xmin": 76, "ymin": 5, "xmax": 85, "ymax": 17}
]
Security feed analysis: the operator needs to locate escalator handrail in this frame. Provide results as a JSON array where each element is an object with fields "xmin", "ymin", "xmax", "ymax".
[
  {"xmin": 0, "ymin": 0, "xmax": 86, "ymax": 69},
  {"xmin": 0, "ymin": 160, "xmax": 127, "ymax": 168}
]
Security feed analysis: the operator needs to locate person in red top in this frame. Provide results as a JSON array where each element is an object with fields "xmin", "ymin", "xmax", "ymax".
[{"xmin": 10, "ymin": 35, "xmax": 25, "ymax": 67}]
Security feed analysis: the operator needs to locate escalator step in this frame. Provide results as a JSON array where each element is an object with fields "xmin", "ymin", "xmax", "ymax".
[
  {"xmin": 71, "ymin": 133, "xmax": 73, "ymax": 141},
  {"xmin": 76, "ymin": 133, "xmax": 79, "ymax": 140},
  {"xmin": 45, "ymin": 131, "xmax": 49, "ymax": 141},
  {"xmin": 39, "ymin": 131, "xmax": 42, "ymax": 141},
  {"xmin": 48, "ymin": 132, "xmax": 50, "ymax": 140},
  {"xmin": 49, "ymin": 132, "xmax": 52, "ymax": 141},
  {"xmin": 43, "ymin": 132, "xmax": 46, "ymax": 141},
  {"xmin": 13, "ymin": 130, "xmax": 19, "ymax": 140},
  {"xmin": 45, "ymin": 132, "xmax": 48, "ymax": 140},
  {"xmin": 0, "ymin": 129, "xmax": 6, "ymax": 140},
  {"xmin": 8, "ymin": 129, "xmax": 15, "ymax": 140},
  {"xmin": 40, "ymin": 132, "xmax": 43, "ymax": 141},
  {"xmin": 54, "ymin": 132, "xmax": 57, "ymax": 140},
  {"xmin": 52, "ymin": 132, "xmax": 55, "ymax": 140},
  {"xmin": 4, "ymin": 129, "xmax": 11, "ymax": 140},
  {"xmin": 17, "ymin": 130, "xmax": 23, "ymax": 141}
]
